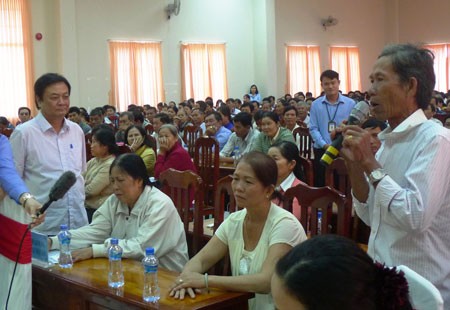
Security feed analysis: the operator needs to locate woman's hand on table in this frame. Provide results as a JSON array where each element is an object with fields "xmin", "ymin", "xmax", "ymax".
[
  {"xmin": 169, "ymin": 271, "xmax": 204, "ymax": 299},
  {"xmin": 72, "ymin": 247, "xmax": 93, "ymax": 262}
]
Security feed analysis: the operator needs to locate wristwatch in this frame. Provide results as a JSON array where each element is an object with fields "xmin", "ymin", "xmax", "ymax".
[
  {"xmin": 368, "ymin": 168, "xmax": 387, "ymax": 186},
  {"xmin": 19, "ymin": 192, "xmax": 34, "ymax": 207}
]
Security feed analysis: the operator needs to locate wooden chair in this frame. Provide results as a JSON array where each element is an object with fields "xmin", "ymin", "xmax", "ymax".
[
  {"xmin": 159, "ymin": 168, "xmax": 204, "ymax": 257},
  {"xmin": 298, "ymin": 156, "xmax": 314, "ymax": 186},
  {"xmin": 194, "ymin": 136, "xmax": 220, "ymax": 214},
  {"xmin": 145, "ymin": 124, "xmax": 154, "ymax": 135},
  {"xmin": 146, "ymin": 134, "xmax": 157, "ymax": 154},
  {"xmin": 183, "ymin": 125, "xmax": 203, "ymax": 158},
  {"xmin": 325, "ymin": 157, "xmax": 369, "ymax": 244},
  {"xmin": 293, "ymin": 127, "xmax": 313, "ymax": 159},
  {"xmin": 283, "ymin": 182, "xmax": 350, "ymax": 237},
  {"xmin": 117, "ymin": 143, "xmax": 132, "ymax": 155}
]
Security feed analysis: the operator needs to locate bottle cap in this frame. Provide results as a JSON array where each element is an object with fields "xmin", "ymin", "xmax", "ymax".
[
  {"xmin": 111, "ymin": 238, "xmax": 119, "ymax": 245},
  {"xmin": 60, "ymin": 224, "xmax": 68, "ymax": 230},
  {"xmin": 146, "ymin": 247, "xmax": 155, "ymax": 255}
]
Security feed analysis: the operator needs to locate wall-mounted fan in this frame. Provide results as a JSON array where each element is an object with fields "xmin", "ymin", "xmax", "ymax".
[
  {"xmin": 166, "ymin": 0, "xmax": 181, "ymax": 19},
  {"xmin": 321, "ymin": 16, "xmax": 338, "ymax": 31}
]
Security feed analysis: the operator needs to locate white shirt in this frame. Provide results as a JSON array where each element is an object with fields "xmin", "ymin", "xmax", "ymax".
[
  {"xmin": 219, "ymin": 128, "xmax": 259, "ymax": 158},
  {"xmin": 279, "ymin": 172, "xmax": 296, "ymax": 192},
  {"xmin": 353, "ymin": 109, "xmax": 450, "ymax": 305},
  {"xmin": 50, "ymin": 186, "xmax": 189, "ymax": 272},
  {"xmin": 216, "ymin": 203, "xmax": 306, "ymax": 310},
  {"xmin": 10, "ymin": 112, "xmax": 87, "ymax": 235}
]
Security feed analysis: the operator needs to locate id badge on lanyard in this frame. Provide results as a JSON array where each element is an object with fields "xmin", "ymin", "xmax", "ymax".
[{"xmin": 328, "ymin": 121, "xmax": 336, "ymax": 133}]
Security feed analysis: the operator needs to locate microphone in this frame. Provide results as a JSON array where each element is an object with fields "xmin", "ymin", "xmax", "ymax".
[
  {"xmin": 36, "ymin": 171, "xmax": 77, "ymax": 216},
  {"xmin": 320, "ymin": 101, "xmax": 370, "ymax": 167}
]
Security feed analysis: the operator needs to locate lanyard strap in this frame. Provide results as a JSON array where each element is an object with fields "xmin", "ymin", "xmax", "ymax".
[{"xmin": 325, "ymin": 102, "xmax": 341, "ymax": 122}]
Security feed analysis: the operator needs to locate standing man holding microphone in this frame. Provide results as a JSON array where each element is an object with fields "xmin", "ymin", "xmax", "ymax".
[{"xmin": 341, "ymin": 44, "xmax": 450, "ymax": 306}]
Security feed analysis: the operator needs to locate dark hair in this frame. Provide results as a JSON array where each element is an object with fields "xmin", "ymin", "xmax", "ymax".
[
  {"xmin": 110, "ymin": 153, "xmax": 151, "ymax": 189},
  {"xmin": 239, "ymin": 151, "xmax": 277, "ymax": 191},
  {"xmin": 34, "ymin": 73, "xmax": 71, "ymax": 108},
  {"xmin": 168, "ymin": 106, "xmax": 178, "ymax": 114},
  {"xmin": 362, "ymin": 118, "xmax": 387, "ymax": 131},
  {"xmin": 378, "ymin": 44, "xmax": 435, "ymax": 109},
  {"xmin": 0, "ymin": 117, "xmax": 9, "ymax": 126},
  {"xmin": 320, "ymin": 69, "xmax": 339, "ymax": 82},
  {"xmin": 253, "ymin": 109, "xmax": 265, "ymax": 122},
  {"xmin": 154, "ymin": 113, "xmax": 171, "ymax": 124},
  {"xmin": 270, "ymin": 141, "xmax": 304, "ymax": 181},
  {"xmin": 92, "ymin": 128, "xmax": 119, "ymax": 155},
  {"xmin": 243, "ymin": 94, "xmax": 251, "ymax": 100},
  {"xmin": 207, "ymin": 111, "xmax": 223, "ymax": 122},
  {"xmin": 262, "ymin": 111, "xmax": 280, "ymax": 123},
  {"xmin": 68, "ymin": 106, "xmax": 81, "ymax": 114},
  {"xmin": 124, "ymin": 125, "xmax": 153, "ymax": 149},
  {"xmin": 18, "ymin": 107, "xmax": 31, "ymax": 114},
  {"xmin": 275, "ymin": 235, "xmax": 412, "ymax": 310},
  {"xmin": 119, "ymin": 111, "xmax": 135, "ymax": 122},
  {"xmin": 233, "ymin": 112, "xmax": 252, "ymax": 127},
  {"xmin": 90, "ymin": 107, "xmax": 105, "ymax": 117},
  {"xmin": 103, "ymin": 104, "xmax": 115, "ymax": 112},
  {"xmin": 240, "ymin": 102, "xmax": 254, "ymax": 113},
  {"xmin": 249, "ymin": 84, "xmax": 259, "ymax": 94},
  {"xmin": 218, "ymin": 105, "xmax": 231, "ymax": 119},
  {"xmin": 283, "ymin": 105, "xmax": 298, "ymax": 116},
  {"xmin": 132, "ymin": 110, "xmax": 144, "ymax": 124}
]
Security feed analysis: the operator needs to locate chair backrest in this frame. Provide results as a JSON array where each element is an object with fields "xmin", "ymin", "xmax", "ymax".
[
  {"xmin": 213, "ymin": 175, "xmax": 239, "ymax": 232},
  {"xmin": 397, "ymin": 265, "xmax": 444, "ymax": 310},
  {"xmin": 183, "ymin": 125, "xmax": 203, "ymax": 158},
  {"xmin": 293, "ymin": 127, "xmax": 313, "ymax": 159},
  {"xmin": 298, "ymin": 156, "xmax": 314, "ymax": 186},
  {"xmin": 159, "ymin": 168, "xmax": 203, "ymax": 255},
  {"xmin": 283, "ymin": 182, "xmax": 349, "ymax": 237},
  {"xmin": 194, "ymin": 136, "xmax": 220, "ymax": 209},
  {"xmin": 325, "ymin": 157, "xmax": 351, "ymax": 198},
  {"xmin": 146, "ymin": 134, "xmax": 157, "ymax": 154},
  {"xmin": 117, "ymin": 143, "xmax": 132, "ymax": 155}
]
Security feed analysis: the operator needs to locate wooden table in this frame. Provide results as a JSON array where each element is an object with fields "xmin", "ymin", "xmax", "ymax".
[{"xmin": 32, "ymin": 258, "xmax": 253, "ymax": 309}]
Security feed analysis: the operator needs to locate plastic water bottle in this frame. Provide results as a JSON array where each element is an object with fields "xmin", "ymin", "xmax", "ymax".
[
  {"xmin": 233, "ymin": 146, "xmax": 241, "ymax": 166},
  {"xmin": 108, "ymin": 238, "xmax": 124, "ymax": 288},
  {"xmin": 57, "ymin": 224, "xmax": 73, "ymax": 268},
  {"xmin": 142, "ymin": 247, "xmax": 160, "ymax": 303},
  {"xmin": 317, "ymin": 210, "xmax": 322, "ymax": 235}
]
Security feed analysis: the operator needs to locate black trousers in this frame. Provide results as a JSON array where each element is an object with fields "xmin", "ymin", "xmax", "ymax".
[{"xmin": 313, "ymin": 148, "xmax": 326, "ymax": 187}]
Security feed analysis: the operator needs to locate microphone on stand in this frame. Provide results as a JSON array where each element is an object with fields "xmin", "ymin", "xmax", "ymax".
[
  {"xmin": 36, "ymin": 171, "xmax": 77, "ymax": 216},
  {"xmin": 320, "ymin": 101, "xmax": 370, "ymax": 167}
]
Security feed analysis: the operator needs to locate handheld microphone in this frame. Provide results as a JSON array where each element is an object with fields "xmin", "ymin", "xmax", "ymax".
[
  {"xmin": 320, "ymin": 101, "xmax": 370, "ymax": 167},
  {"xmin": 36, "ymin": 171, "xmax": 77, "ymax": 216}
]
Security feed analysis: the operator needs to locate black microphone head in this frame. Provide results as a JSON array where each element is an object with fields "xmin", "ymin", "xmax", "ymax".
[
  {"xmin": 348, "ymin": 101, "xmax": 370, "ymax": 125},
  {"xmin": 49, "ymin": 171, "xmax": 77, "ymax": 201}
]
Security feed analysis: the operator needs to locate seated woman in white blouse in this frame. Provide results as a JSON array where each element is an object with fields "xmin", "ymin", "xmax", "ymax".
[
  {"xmin": 48, "ymin": 153, "xmax": 188, "ymax": 272},
  {"xmin": 169, "ymin": 151, "xmax": 307, "ymax": 310}
]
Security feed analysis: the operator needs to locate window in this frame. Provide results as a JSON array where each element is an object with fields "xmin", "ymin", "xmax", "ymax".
[
  {"xmin": 286, "ymin": 45, "xmax": 321, "ymax": 97},
  {"xmin": 0, "ymin": 0, "xmax": 34, "ymax": 122},
  {"xmin": 330, "ymin": 46, "xmax": 361, "ymax": 94},
  {"xmin": 108, "ymin": 41, "xmax": 164, "ymax": 111},
  {"xmin": 181, "ymin": 43, "xmax": 227, "ymax": 101},
  {"xmin": 424, "ymin": 44, "xmax": 450, "ymax": 92}
]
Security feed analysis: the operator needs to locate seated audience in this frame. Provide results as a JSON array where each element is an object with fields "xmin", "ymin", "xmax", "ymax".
[
  {"xmin": 283, "ymin": 106, "xmax": 299, "ymax": 133},
  {"xmin": 220, "ymin": 112, "xmax": 259, "ymax": 161},
  {"xmin": 154, "ymin": 124, "xmax": 196, "ymax": 179},
  {"xmin": 125, "ymin": 125, "xmax": 156, "ymax": 177},
  {"xmin": 48, "ymin": 154, "xmax": 188, "ymax": 272},
  {"xmin": 116, "ymin": 111, "xmax": 134, "ymax": 143},
  {"xmin": 295, "ymin": 101, "xmax": 310, "ymax": 127},
  {"xmin": 89, "ymin": 107, "xmax": 107, "ymax": 129},
  {"xmin": 83, "ymin": 127, "xmax": 119, "ymax": 222},
  {"xmin": 218, "ymin": 105, "xmax": 234, "ymax": 131},
  {"xmin": 361, "ymin": 118, "xmax": 387, "ymax": 155},
  {"xmin": 423, "ymin": 104, "xmax": 443, "ymax": 126},
  {"xmin": 252, "ymin": 112, "xmax": 296, "ymax": 154},
  {"xmin": 268, "ymin": 141, "xmax": 305, "ymax": 219},
  {"xmin": 204, "ymin": 111, "xmax": 232, "ymax": 151},
  {"xmin": 16, "ymin": 106, "xmax": 31, "ymax": 126},
  {"xmin": 226, "ymin": 98, "xmax": 240, "ymax": 119},
  {"xmin": 272, "ymin": 235, "xmax": 413, "ymax": 310},
  {"xmin": 169, "ymin": 152, "xmax": 306, "ymax": 310},
  {"xmin": 144, "ymin": 106, "xmax": 157, "ymax": 125},
  {"xmin": 68, "ymin": 106, "xmax": 91, "ymax": 134},
  {"xmin": 0, "ymin": 116, "xmax": 15, "ymax": 131},
  {"xmin": 190, "ymin": 108, "xmax": 206, "ymax": 133},
  {"xmin": 152, "ymin": 113, "xmax": 172, "ymax": 150},
  {"xmin": 174, "ymin": 108, "xmax": 193, "ymax": 137},
  {"xmin": 167, "ymin": 106, "xmax": 178, "ymax": 121}
]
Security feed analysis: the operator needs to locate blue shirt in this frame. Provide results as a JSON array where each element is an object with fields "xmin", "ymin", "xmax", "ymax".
[
  {"xmin": 249, "ymin": 93, "xmax": 261, "ymax": 103},
  {"xmin": 309, "ymin": 94, "xmax": 355, "ymax": 149},
  {"xmin": 214, "ymin": 126, "xmax": 232, "ymax": 151},
  {"xmin": 0, "ymin": 134, "xmax": 28, "ymax": 203}
]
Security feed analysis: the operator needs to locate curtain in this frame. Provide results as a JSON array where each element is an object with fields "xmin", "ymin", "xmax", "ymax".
[
  {"xmin": 109, "ymin": 41, "xmax": 164, "ymax": 112},
  {"xmin": 424, "ymin": 44, "xmax": 450, "ymax": 92},
  {"xmin": 286, "ymin": 45, "xmax": 321, "ymax": 97},
  {"xmin": 0, "ymin": 0, "xmax": 34, "ymax": 124},
  {"xmin": 330, "ymin": 46, "xmax": 361, "ymax": 94},
  {"xmin": 181, "ymin": 43, "xmax": 227, "ymax": 101}
]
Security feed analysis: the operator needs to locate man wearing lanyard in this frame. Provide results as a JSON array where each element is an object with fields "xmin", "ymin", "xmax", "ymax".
[{"xmin": 309, "ymin": 70, "xmax": 355, "ymax": 186}]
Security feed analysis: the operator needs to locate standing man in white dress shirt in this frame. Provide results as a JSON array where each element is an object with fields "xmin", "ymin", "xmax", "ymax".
[
  {"xmin": 340, "ymin": 44, "xmax": 450, "ymax": 306},
  {"xmin": 10, "ymin": 73, "xmax": 87, "ymax": 235}
]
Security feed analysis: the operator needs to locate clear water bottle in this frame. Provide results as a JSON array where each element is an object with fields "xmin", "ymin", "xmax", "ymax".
[
  {"xmin": 142, "ymin": 247, "xmax": 160, "ymax": 303},
  {"xmin": 57, "ymin": 224, "xmax": 73, "ymax": 268},
  {"xmin": 233, "ymin": 146, "xmax": 241, "ymax": 166},
  {"xmin": 317, "ymin": 210, "xmax": 322, "ymax": 235},
  {"xmin": 108, "ymin": 238, "xmax": 124, "ymax": 288}
]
